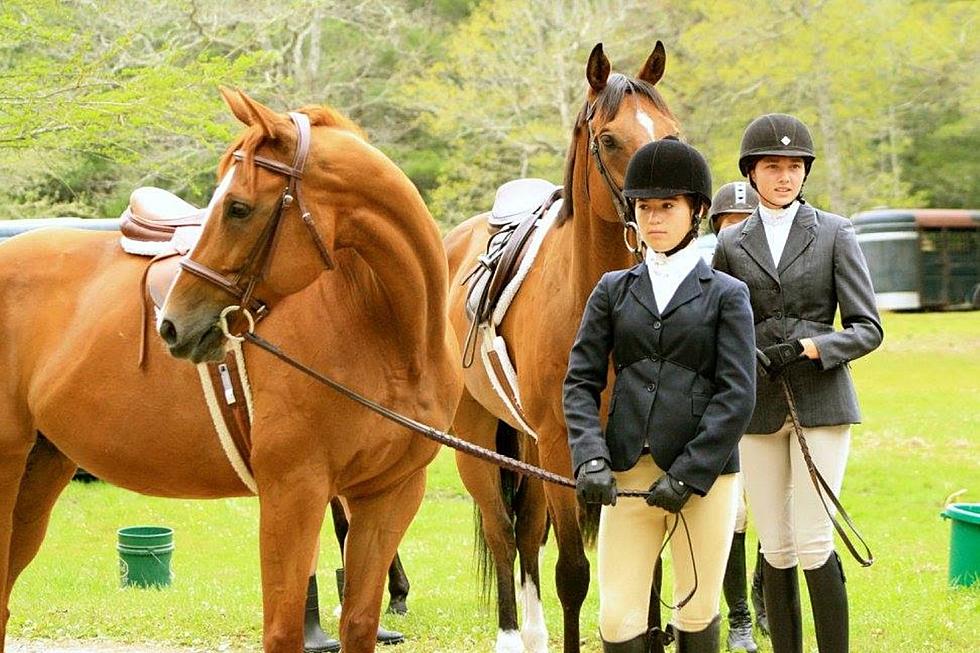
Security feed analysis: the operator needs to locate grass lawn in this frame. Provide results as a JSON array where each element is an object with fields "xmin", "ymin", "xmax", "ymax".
[{"xmin": 9, "ymin": 311, "xmax": 979, "ymax": 652}]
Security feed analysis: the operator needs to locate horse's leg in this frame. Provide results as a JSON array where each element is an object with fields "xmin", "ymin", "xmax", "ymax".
[
  {"xmin": 514, "ymin": 440, "xmax": 549, "ymax": 653},
  {"xmin": 330, "ymin": 496, "xmax": 409, "ymax": 615},
  {"xmin": 385, "ymin": 552, "xmax": 409, "ymax": 615},
  {"xmin": 0, "ymin": 415, "xmax": 35, "ymax": 648},
  {"xmin": 340, "ymin": 468, "xmax": 425, "ymax": 653},
  {"xmin": 256, "ymin": 473, "xmax": 330, "ymax": 653},
  {"xmin": 453, "ymin": 394, "xmax": 522, "ymax": 653},
  {"xmin": 6, "ymin": 436, "xmax": 75, "ymax": 592},
  {"xmin": 541, "ymin": 446, "xmax": 590, "ymax": 653}
]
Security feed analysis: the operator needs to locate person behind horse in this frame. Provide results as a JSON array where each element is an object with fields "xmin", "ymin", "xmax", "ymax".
[
  {"xmin": 705, "ymin": 182, "xmax": 766, "ymax": 653},
  {"xmin": 563, "ymin": 138, "xmax": 757, "ymax": 652},
  {"xmin": 712, "ymin": 114, "xmax": 883, "ymax": 653}
]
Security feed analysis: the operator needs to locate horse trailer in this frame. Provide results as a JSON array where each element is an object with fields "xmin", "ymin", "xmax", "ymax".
[
  {"xmin": 0, "ymin": 217, "xmax": 120, "ymax": 244},
  {"xmin": 852, "ymin": 209, "xmax": 980, "ymax": 311}
]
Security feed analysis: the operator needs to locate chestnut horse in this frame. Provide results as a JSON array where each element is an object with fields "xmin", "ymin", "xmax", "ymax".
[
  {"xmin": 444, "ymin": 44, "xmax": 680, "ymax": 652},
  {"xmin": 0, "ymin": 89, "xmax": 461, "ymax": 653}
]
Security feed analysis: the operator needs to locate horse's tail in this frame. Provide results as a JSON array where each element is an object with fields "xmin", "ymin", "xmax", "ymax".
[
  {"xmin": 473, "ymin": 419, "xmax": 521, "ymax": 603},
  {"xmin": 580, "ymin": 502, "xmax": 601, "ymax": 549}
]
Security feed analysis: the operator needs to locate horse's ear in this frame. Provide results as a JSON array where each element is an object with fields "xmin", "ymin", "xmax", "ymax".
[
  {"xmin": 637, "ymin": 41, "xmax": 666, "ymax": 87},
  {"xmin": 236, "ymin": 91, "xmax": 280, "ymax": 140},
  {"xmin": 586, "ymin": 43, "xmax": 610, "ymax": 94},
  {"xmin": 219, "ymin": 86, "xmax": 254, "ymax": 127}
]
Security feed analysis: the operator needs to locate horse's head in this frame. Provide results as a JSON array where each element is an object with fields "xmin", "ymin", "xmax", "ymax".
[
  {"xmin": 559, "ymin": 42, "xmax": 680, "ymax": 226},
  {"xmin": 159, "ymin": 89, "xmax": 363, "ymax": 363}
]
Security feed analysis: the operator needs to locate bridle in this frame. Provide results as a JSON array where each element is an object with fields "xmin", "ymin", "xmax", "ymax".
[
  {"xmin": 583, "ymin": 98, "xmax": 654, "ymax": 263},
  {"xmin": 179, "ymin": 112, "xmax": 334, "ymax": 323}
]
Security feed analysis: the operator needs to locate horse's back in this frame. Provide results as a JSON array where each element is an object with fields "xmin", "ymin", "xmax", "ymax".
[
  {"xmin": 444, "ymin": 212, "xmax": 493, "ymax": 284},
  {"xmin": 0, "ymin": 228, "xmax": 250, "ymax": 498}
]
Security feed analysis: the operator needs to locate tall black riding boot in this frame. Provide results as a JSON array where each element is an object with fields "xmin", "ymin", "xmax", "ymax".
[
  {"xmin": 336, "ymin": 568, "xmax": 405, "ymax": 646},
  {"xmin": 304, "ymin": 574, "xmax": 341, "ymax": 653},
  {"xmin": 723, "ymin": 532, "xmax": 758, "ymax": 652},
  {"xmin": 751, "ymin": 542, "xmax": 768, "ymax": 637},
  {"xmin": 601, "ymin": 632, "xmax": 650, "ymax": 652},
  {"xmin": 761, "ymin": 559, "xmax": 802, "ymax": 653},
  {"xmin": 676, "ymin": 615, "xmax": 721, "ymax": 652},
  {"xmin": 804, "ymin": 552, "xmax": 849, "ymax": 653}
]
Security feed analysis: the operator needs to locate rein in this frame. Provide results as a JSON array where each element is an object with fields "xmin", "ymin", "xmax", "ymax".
[
  {"xmin": 237, "ymin": 328, "xmax": 648, "ymax": 498},
  {"xmin": 179, "ymin": 112, "xmax": 334, "ymax": 315},
  {"xmin": 779, "ymin": 374, "xmax": 874, "ymax": 567},
  {"xmin": 234, "ymin": 327, "xmax": 701, "ymax": 610}
]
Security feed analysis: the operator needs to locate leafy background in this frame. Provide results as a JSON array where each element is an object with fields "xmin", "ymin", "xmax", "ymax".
[{"xmin": 0, "ymin": 0, "xmax": 976, "ymax": 226}]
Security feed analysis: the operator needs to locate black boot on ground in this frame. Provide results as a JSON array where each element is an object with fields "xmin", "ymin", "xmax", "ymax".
[
  {"xmin": 751, "ymin": 542, "xmax": 768, "ymax": 637},
  {"xmin": 304, "ymin": 574, "xmax": 341, "ymax": 653},
  {"xmin": 676, "ymin": 615, "xmax": 721, "ymax": 653},
  {"xmin": 336, "ymin": 567, "xmax": 406, "ymax": 646},
  {"xmin": 601, "ymin": 632, "xmax": 650, "ymax": 652},
  {"xmin": 804, "ymin": 552, "xmax": 849, "ymax": 653},
  {"xmin": 723, "ymin": 532, "xmax": 758, "ymax": 652},
  {"xmin": 761, "ymin": 559, "xmax": 802, "ymax": 653}
]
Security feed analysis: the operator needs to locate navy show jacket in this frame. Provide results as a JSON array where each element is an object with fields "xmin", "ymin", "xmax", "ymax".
[{"xmin": 563, "ymin": 258, "xmax": 756, "ymax": 495}]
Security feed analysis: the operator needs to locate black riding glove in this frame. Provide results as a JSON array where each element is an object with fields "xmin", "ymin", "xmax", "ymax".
[
  {"xmin": 759, "ymin": 340, "xmax": 804, "ymax": 376},
  {"xmin": 575, "ymin": 458, "xmax": 617, "ymax": 506},
  {"xmin": 646, "ymin": 473, "xmax": 692, "ymax": 513}
]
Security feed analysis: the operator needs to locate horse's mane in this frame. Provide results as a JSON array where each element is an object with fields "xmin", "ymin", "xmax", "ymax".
[
  {"xmin": 557, "ymin": 74, "xmax": 677, "ymax": 226},
  {"xmin": 218, "ymin": 104, "xmax": 366, "ymax": 185}
]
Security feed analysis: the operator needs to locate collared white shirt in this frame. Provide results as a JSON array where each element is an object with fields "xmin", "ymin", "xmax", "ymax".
[
  {"xmin": 645, "ymin": 240, "xmax": 701, "ymax": 313},
  {"xmin": 759, "ymin": 200, "xmax": 800, "ymax": 268}
]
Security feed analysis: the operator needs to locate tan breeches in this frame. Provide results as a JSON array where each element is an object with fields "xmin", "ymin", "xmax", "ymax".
[
  {"xmin": 740, "ymin": 417, "xmax": 850, "ymax": 570},
  {"xmin": 597, "ymin": 457, "xmax": 737, "ymax": 640},
  {"xmin": 734, "ymin": 472, "xmax": 748, "ymax": 533}
]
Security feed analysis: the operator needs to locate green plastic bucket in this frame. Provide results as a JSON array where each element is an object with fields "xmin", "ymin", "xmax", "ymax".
[
  {"xmin": 941, "ymin": 503, "xmax": 980, "ymax": 587},
  {"xmin": 117, "ymin": 526, "xmax": 174, "ymax": 588}
]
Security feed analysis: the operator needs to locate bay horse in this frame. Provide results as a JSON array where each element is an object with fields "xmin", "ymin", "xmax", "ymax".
[
  {"xmin": 444, "ymin": 43, "xmax": 680, "ymax": 652},
  {"xmin": 0, "ymin": 89, "xmax": 461, "ymax": 653}
]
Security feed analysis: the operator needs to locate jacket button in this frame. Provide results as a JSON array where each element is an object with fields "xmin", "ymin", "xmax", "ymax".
[
  {"xmin": 653, "ymin": 321, "xmax": 662, "ymax": 329},
  {"xmin": 646, "ymin": 383, "xmax": 656, "ymax": 392}
]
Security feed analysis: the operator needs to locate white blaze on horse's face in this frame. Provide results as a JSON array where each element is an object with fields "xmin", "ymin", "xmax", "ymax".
[
  {"xmin": 205, "ymin": 164, "xmax": 238, "ymax": 224},
  {"xmin": 636, "ymin": 109, "xmax": 657, "ymax": 141},
  {"xmin": 156, "ymin": 165, "xmax": 236, "ymax": 334}
]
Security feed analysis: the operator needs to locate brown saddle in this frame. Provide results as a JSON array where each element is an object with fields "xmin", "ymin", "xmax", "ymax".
[
  {"xmin": 120, "ymin": 187, "xmax": 206, "ymax": 242},
  {"xmin": 461, "ymin": 187, "xmax": 562, "ymax": 366}
]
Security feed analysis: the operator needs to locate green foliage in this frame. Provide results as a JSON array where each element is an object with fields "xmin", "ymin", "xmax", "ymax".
[
  {"xmin": 0, "ymin": 0, "xmax": 974, "ymax": 224},
  {"xmin": 7, "ymin": 312, "xmax": 980, "ymax": 651}
]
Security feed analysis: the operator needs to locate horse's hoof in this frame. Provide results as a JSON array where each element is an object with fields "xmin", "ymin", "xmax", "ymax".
[{"xmin": 386, "ymin": 597, "xmax": 408, "ymax": 615}]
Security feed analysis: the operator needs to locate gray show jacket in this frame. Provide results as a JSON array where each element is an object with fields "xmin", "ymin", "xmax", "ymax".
[
  {"xmin": 712, "ymin": 204, "xmax": 884, "ymax": 434},
  {"xmin": 563, "ymin": 259, "xmax": 756, "ymax": 496}
]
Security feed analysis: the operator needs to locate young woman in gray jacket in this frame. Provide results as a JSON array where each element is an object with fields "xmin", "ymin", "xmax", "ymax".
[{"xmin": 713, "ymin": 113, "xmax": 883, "ymax": 653}]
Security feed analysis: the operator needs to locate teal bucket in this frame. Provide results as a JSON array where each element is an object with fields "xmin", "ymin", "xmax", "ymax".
[
  {"xmin": 117, "ymin": 526, "xmax": 174, "ymax": 588},
  {"xmin": 941, "ymin": 503, "xmax": 980, "ymax": 587}
]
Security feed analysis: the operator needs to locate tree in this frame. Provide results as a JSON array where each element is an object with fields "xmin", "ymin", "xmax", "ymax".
[{"xmin": 400, "ymin": 0, "xmax": 689, "ymax": 228}]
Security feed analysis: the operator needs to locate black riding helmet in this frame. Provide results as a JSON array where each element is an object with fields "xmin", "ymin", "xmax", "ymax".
[
  {"xmin": 738, "ymin": 113, "xmax": 816, "ymax": 176},
  {"xmin": 708, "ymin": 181, "xmax": 759, "ymax": 234},
  {"xmin": 623, "ymin": 137, "xmax": 712, "ymax": 217}
]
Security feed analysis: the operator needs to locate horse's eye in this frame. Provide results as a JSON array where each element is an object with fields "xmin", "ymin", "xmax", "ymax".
[
  {"xmin": 600, "ymin": 134, "xmax": 618, "ymax": 149},
  {"xmin": 227, "ymin": 201, "xmax": 252, "ymax": 220}
]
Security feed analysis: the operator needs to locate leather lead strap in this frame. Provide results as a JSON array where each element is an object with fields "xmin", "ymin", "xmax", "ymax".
[
  {"xmin": 241, "ymin": 330, "xmax": 651, "ymax": 498},
  {"xmin": 780, "ymin": 377, "xmax": 874, "ymax": 567}
]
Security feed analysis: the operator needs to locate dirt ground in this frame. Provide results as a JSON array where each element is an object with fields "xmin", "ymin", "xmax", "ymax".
[{"xmin": 7, "ymin": 641, "xmax": 241, "ymax": 653}]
